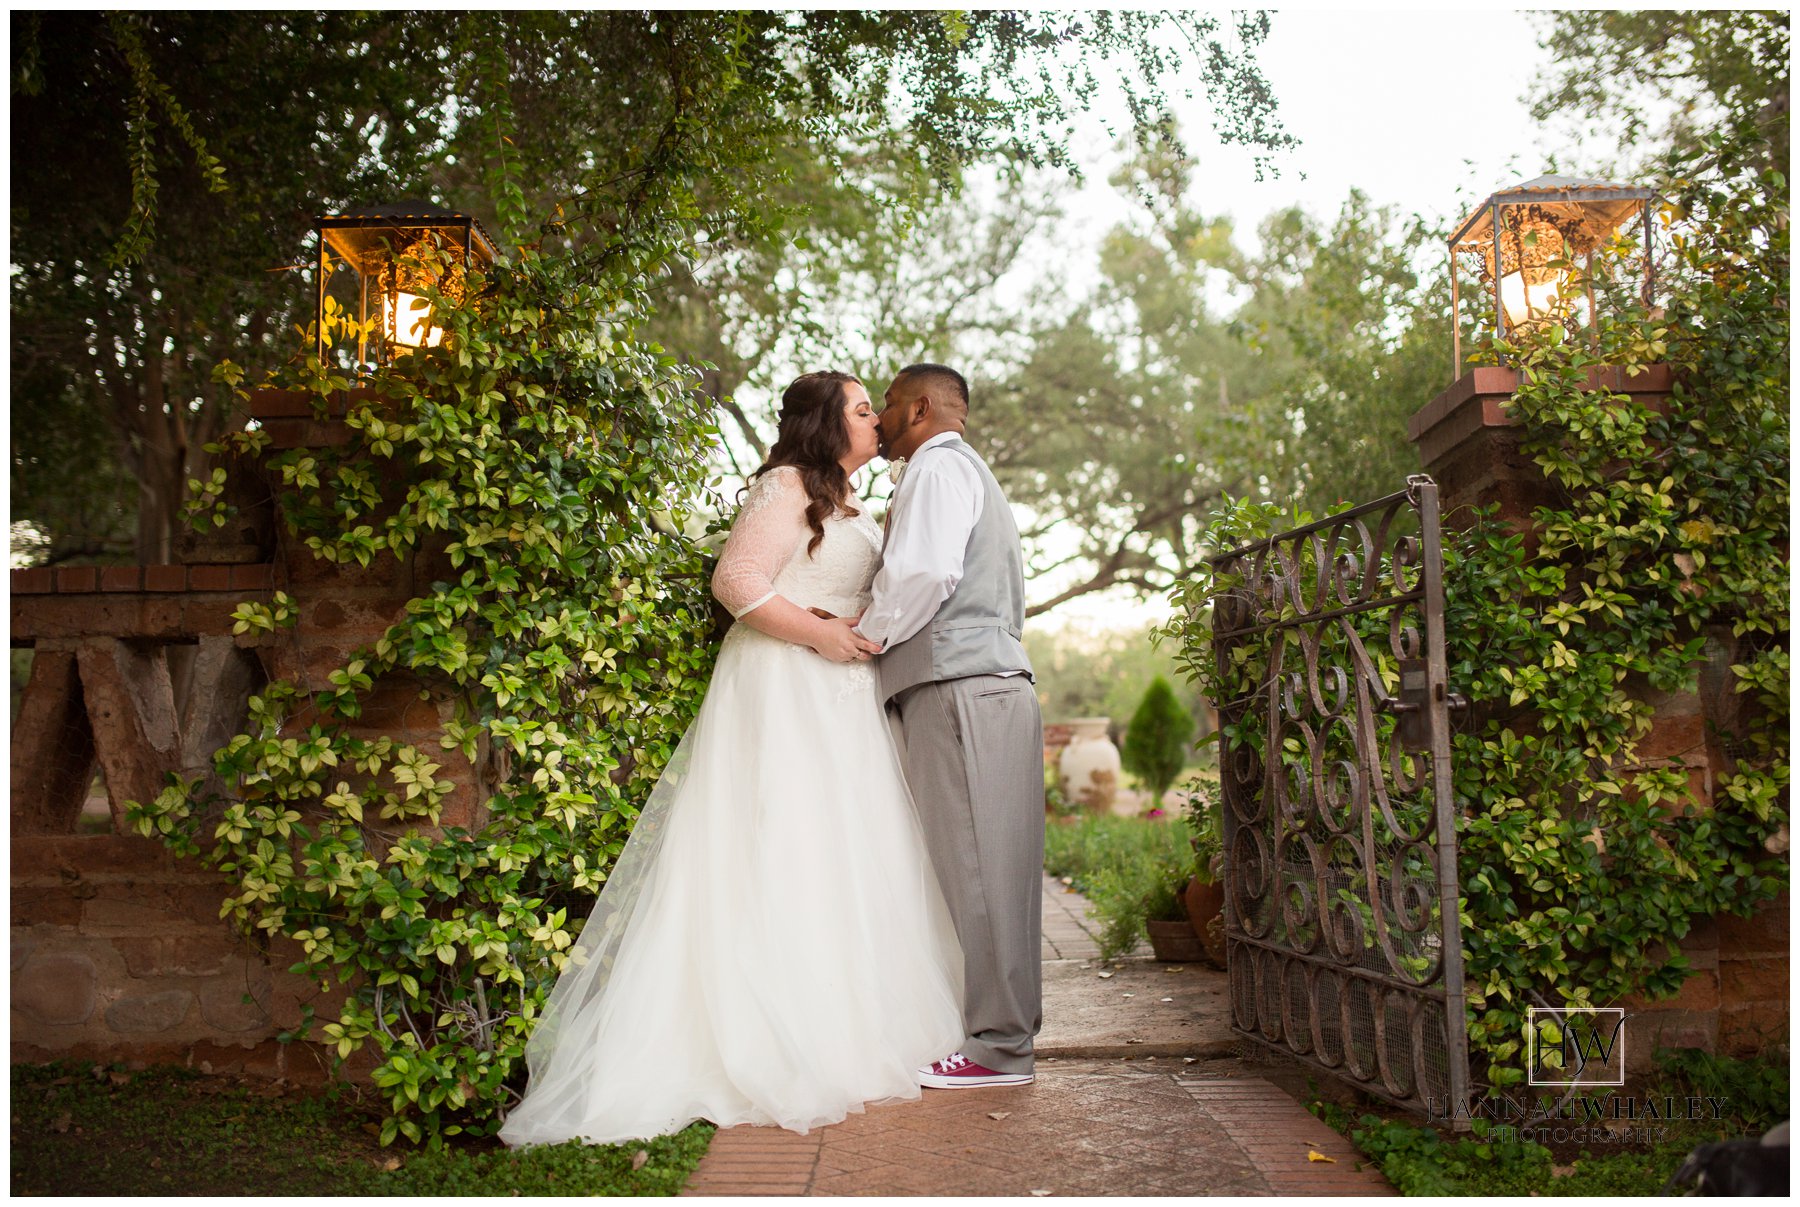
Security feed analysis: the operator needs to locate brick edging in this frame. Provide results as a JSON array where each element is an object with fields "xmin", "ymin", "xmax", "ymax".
[
  {"xmin": 680, "ymin": 1125, "xmax": 823, "ymax": 1196},
  {"xmin": 11, "ymin": 564, "xmax": 275, "ymax": 595},
  {"xmin": 1178, "ymin": 1075, "xmax": 1396, "ymax": 1196}
]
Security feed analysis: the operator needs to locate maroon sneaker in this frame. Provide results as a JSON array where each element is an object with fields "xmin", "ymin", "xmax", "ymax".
[{"xmin": 918, "ymin": 1052, "xmax": 1034, "ymax": 1088}]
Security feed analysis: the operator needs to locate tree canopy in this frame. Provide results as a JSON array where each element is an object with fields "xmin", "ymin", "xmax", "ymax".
[
  {"xmin": 819, "ymin": 143, "xmax": 1446, "ymax": 615},
  {"xmin": 1529, "ymin": 9, "xmax": 1789, "ymax": 178},
  {"xmin": 10, "ymin": 10, "xmax": 1296, "ymax": 566}
]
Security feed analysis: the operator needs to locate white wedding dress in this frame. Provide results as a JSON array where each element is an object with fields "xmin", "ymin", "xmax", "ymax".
[{"xmin": 498, "ymin": 466, "xmax": 965, "ymax": 1147}]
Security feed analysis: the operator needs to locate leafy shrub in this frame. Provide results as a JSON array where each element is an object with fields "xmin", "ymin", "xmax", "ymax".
[
  {"xmin": 1043, "ymin": 814, "xmax": 1194, "ymax": 958},
  {"xmin": 127, "ymin": 244, "xmax": 721, "ymax": 1145},
  {"xmin": 1121, "ymin": 675, "xmax": 1195, "ymax": 801}
]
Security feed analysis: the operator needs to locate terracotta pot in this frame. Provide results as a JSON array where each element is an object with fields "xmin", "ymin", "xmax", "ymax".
[
  {"xmin": 1182, "ymin": 877, "xmax": 1228, "ymax": 970},
  {"xmin": 1146, "ymin": 918, "xmax": 1207, "ymax": 963},
  {"xmin": 1057, "ymin": 717, "xmax": 1122, "ymax": 813}
]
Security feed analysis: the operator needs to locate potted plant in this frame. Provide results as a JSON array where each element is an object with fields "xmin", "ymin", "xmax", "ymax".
[
  {"xmin": 1084, "ymin": 822, "xmax": 1207, "ymax": 963},
  {"xmin": 1144, "ymin": 887, "xmax": 1208, "ymax": 963},
  {"xmin": 1180, "ymin": 779, "xmax": 1228, "ymax": 969}
]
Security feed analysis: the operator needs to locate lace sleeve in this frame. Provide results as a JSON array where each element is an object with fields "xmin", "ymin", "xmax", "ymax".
[{"xmin": 712, "ymin": 467, "xmax": 808, "ymax": 618}]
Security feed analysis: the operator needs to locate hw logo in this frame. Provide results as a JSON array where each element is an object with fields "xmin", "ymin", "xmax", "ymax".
[{"xmin": 1527, "ymin": 1007, "xmax": 1626, "ymax": 1086}]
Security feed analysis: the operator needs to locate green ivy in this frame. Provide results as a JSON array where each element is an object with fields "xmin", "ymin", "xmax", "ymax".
[
  {"xmin": 127, "ymin": 237, "xmax": 722, "ymax": 1146},
  {"xmin": 1445, "ymin": 112, "xmax": 1788, "ymax": 1088},
  {"xmin": 1159, "ymin": 112, "xmax": 1787, "ymax": 1091}
]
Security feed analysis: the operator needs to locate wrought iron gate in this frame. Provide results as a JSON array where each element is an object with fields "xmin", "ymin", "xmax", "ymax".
[{"xmin": 1209, "ymin": 475, "xmax": 1470, "ymax": 1120}]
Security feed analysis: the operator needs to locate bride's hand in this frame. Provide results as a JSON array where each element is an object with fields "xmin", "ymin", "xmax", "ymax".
[{"xmin": 810, "ymin": 616, "xmax": 881, "ymax": 663}]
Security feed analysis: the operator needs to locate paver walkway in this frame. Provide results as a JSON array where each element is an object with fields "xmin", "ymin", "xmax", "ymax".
[{"xmin": 683, "ymin": 875, "xmax": 1393, "ymax": 1196}]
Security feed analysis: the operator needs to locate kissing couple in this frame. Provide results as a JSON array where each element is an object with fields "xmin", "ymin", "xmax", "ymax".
[{"xmin": 500, "ymin": 363, "xmax": 1045, "ymax": 1146}]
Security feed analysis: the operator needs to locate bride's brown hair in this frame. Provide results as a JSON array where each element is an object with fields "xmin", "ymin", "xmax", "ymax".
[{"xmin": 749, "ymin": 370, "xmax": 861, "ymax": 556}]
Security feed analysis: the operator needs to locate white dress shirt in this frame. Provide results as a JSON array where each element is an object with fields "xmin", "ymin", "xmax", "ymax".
[{"xmin": 856, "ymin": 432, "xmax": 985, "ymax": 650}]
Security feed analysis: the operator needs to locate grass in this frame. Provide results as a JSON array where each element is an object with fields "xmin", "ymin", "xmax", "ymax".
[
  {"xmin": 1043, "ymin": 812, "xmax": 1194, "ymax": 895},
  {"xmin": 1043, "ymin": 812, "xmax": 1197, "ymax": 959},
  {"xmin": 1313, "ymin": 1048, "xmax": 1789, "ymax": 1196},
  {"xmin": 10, "ymin": 1061, "xmax": 714, "ymax": 1197}
]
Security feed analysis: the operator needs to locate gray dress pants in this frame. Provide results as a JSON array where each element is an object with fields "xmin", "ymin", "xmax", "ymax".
[{"xmin": 887, "ymin": 674, "xmax": 1045, "ymax": 1074}]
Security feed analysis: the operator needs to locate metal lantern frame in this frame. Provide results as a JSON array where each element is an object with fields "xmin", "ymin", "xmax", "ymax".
[
  {"xmin": 314, "ymin": 203, "xmax": 499, "ymax": 367},
  {"xmin": 1449, "ymin": 176, "xmax": 1657, "ymax": 375}
]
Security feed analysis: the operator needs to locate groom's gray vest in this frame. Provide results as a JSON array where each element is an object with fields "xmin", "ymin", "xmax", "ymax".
[{"xmin": 878, "ymin": 438, "xmax": 1034, "ymax": 703}]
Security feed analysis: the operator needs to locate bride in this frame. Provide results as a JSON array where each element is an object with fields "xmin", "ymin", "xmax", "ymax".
[{"xmin": 498, "ymin": 371, "xmax": 965, "ymax": 1147}]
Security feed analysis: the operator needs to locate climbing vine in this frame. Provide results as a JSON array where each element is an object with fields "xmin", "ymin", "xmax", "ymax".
[
  {"xmin": 1444, "ymin": 113, "xmax": 1788, "ymax": 1087},
  {"xmin": 127, "ymin": 237, "xmax": 722, "ymax": 1144},
  {"xmin": 1163, "ymin": 112, "xmax": 1787, "ymax": 1089}
]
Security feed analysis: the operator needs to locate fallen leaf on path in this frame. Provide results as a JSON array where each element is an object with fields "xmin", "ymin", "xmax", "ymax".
[
  {"xmin": 632, "ymin": 1149, "xmax": 650, "ymax": 1171},
  {"xmin": 1097, "ymin": 971, "xmax": 1114, "ymax": 979},
  {"xmin": 987, "ymin": 1111, "xmax": 1011, "ymax": 1121},
  {"xmin": 1030, "ymin": 1190, "xmax": 1052, "ymax": 1197},
  {"xmin": 49, "ymin": 1112, "xmax": 71, "ymax": 1134},
  {"xmin": 1164, "ymin": 967, "xmax": 1183, "ymax": 974},
  {"xmin": 1125, "ymin": 1038, "xmax": 1143, "ymax": 1045},
  {"xmin": 1182, "ymin": 1057, "xmax": 1197, "ymax": 1064},
  {"xmin": 380, "ymin": 1156, "xmax": 402, "ymax": 1172},
  {"xmin": 1122, "ymin": 992, "xmax": 1134, "ymax": 998},
  {"xmin": 1307, "ymin": 1151, "xmax": 1336, "ymax": 1163},
  {"xmin": 1160, "ymin": 997, "xmax": 1173, "ymax": 1002}
]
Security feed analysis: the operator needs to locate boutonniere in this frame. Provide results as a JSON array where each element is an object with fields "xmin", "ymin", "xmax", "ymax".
[{"xmin": 888, "ymin": 459, "xmax": 908, "ymax": 487}]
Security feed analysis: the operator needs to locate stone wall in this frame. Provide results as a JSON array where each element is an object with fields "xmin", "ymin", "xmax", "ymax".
[
  {"xmin": 12, "ymin": 386, "xmax": 487, "ymax": 1078},
  {"xmin": 1411, "ymin": 366, "xmax": 1790, "ymax": 1068},
  {"xmin": 11, "ymin": 833, "xmax": 341, "ymax": 1081}
]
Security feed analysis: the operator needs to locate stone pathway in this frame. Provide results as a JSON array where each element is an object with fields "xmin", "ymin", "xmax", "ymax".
[{"xmin": 682, "ymin": 875, "xmax": 1393, "ymax": 1197}]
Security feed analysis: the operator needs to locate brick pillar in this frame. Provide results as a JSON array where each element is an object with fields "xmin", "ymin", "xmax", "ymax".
[
  {"xmin": 1409, "ymin": 364, "xmax": 1788, "ymax": 1061},
  {"xmin": 246, "ymin": 388, "xmax": 495, "ymax": 833},
  {"xmin": 1407, "ymin": 364, "xmax": 1675, "ymax": 525}
]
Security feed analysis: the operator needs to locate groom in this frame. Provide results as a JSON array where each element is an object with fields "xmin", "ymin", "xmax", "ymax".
[{"xmin": 855, "ymin": 362, "xmax": 1045, "ymax": 1089}]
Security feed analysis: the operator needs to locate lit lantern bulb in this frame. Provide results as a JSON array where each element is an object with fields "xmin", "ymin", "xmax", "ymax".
[
  {"xmin": 384, "ymin": 290, "xmax": 443, "ymax": 349},
  {"xmin": 1500, "ymin": 273, "xmax": 1561, "ymax": 329}
]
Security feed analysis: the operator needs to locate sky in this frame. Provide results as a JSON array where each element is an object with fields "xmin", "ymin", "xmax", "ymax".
[
  {"xmin": 1025, "ymin": 7, "xmax": 1630, "ymax": 637},
  {"xmin": 1063, "ymin": 9, "xmax": 1572, "ymax": 251}
]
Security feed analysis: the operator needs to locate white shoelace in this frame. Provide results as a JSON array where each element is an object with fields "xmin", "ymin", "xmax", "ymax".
[{"xmin": 935, "ymin": 1053, "xmax": 972, "ymax": 1074}]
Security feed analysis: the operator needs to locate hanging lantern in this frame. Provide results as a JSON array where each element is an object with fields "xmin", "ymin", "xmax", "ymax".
[
  {"xmin": 1449, "ymin": 176, "xmax": 1655, "ymax": 374},
  {"xmin": 313, "ymin": 203, "xmax": 498, "ymax": 367}
]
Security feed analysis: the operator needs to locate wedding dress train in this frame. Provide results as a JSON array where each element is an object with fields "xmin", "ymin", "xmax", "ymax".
[{"xmin": 498, "ymin": 467, "xmax": 964, "ymax": 1146}]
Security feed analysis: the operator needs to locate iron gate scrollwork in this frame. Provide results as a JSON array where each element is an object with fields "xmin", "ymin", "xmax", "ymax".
[{"xmin": 1209, "ymin": 474, "xmax": 1470, "ymax": 1120}]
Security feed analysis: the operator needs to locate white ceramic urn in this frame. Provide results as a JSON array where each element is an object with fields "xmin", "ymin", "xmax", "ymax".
[{"xmin": 1058, "ymin": 717, "xmax": 1122, "ymax": 813}]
